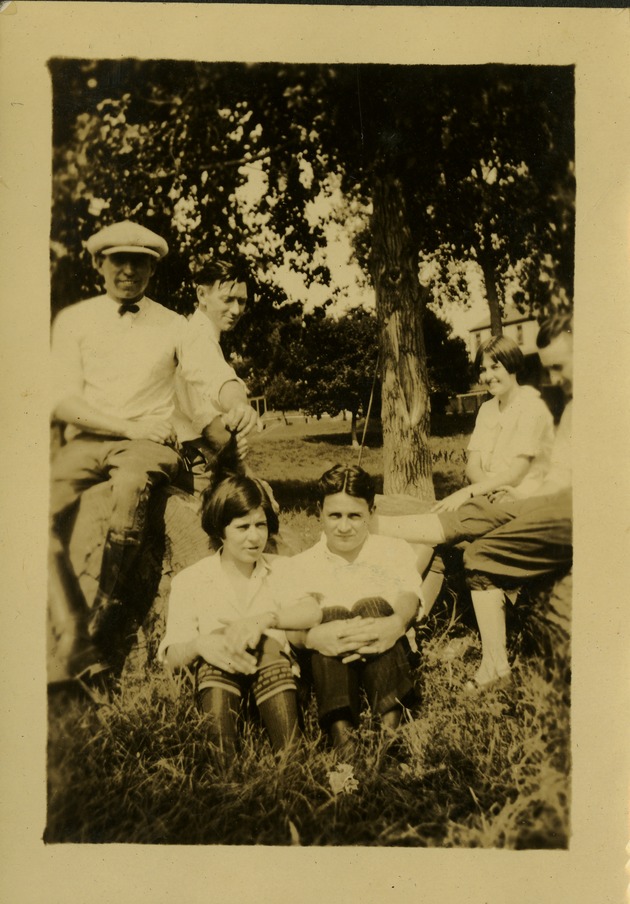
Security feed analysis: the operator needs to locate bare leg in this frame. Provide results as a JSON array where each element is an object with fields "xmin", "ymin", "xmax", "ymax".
[
  {"xmin": 374, "ymin": 513, "xmax": 446, "ymax": 545},
  {"xmin": 420, "ymin": 570, "xmax": 445, "ymax": 619},
  {"xmin": 469, "ymin": 588, "xmax": 511, "ymax": 686},
  {"xmin": 414, "ymin": 543, "xmax": 435, "ymax": 575}
]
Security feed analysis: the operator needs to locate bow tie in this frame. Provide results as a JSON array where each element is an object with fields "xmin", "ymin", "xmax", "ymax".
[{"xmin": 118, "ymin": 303, "xmax": 140, "ymax": 316}]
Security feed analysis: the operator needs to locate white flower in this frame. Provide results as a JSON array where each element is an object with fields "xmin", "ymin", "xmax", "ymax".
[{"xmin": 328, "ymin": 763, "xmax": 359, "ymax": 796}]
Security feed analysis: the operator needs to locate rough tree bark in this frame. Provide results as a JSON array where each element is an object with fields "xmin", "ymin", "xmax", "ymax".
[{"xmin": 369, "ymin": 174, "xmax": 434, "ymax": 501}]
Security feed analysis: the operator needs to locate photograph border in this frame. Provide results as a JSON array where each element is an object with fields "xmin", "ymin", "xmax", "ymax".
[{"xmin": 1, "ymin": 3, "xmax": 628, "ymax": 902}]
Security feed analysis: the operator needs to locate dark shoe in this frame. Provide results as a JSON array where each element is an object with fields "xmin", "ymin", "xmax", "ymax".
[
  {"xmin": 68, "ymin": 639, "xmax": 111, "ymax": 681},
  {"xmin": 87, "ymin": 597, "xmax": 126, "ymax": 647},
  {"xmin": 329, "ymin": 720, "xmax": 358, "ymax": 760},
  {"xmin": 378, "ymin": 732, "xmax": 408, "ymax": 771}
]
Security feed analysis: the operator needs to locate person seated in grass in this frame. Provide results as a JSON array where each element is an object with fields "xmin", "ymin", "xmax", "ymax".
[
  {"xmin": 404, "ymin": 335, "xmax": 555, "ymax": 616},
  {"xmin": 286, "ymin": 465, "xmax": 422, "ymax": 755},
  {"xmin": 158, "ymin": 469, "xmax": 321, "ymax": 757},
  {"xmin": 375, "ymin": 312, "xmax": 573, "ymax": 692}
]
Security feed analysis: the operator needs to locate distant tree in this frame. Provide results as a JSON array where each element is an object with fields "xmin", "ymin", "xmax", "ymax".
[
  {"xmin": 236, "ymin": 304, "xmax": 470, "ymax": 443},
  {"xmin": 423, "ymin": 309, "xmax": 472, "ymax": 413},
  {"xmin": 414, "ymin": 69, "xmax": 575, "ymax": 334},
  {"xmin": 298, "ymin": 307, "xmax": 379, "ymax": 447},
  {"xmin": 265, "ymin": 373, "xmax": 303, "ymax": 421}
]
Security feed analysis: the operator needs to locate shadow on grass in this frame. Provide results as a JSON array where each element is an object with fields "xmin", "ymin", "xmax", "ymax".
[
  {"xmin": 433, "ymin": 472, "xmax": 466, "ymax": 499},
  {"xmin": 430, "ymin": 412, "xmax": 477, "ymax": 437},
  {"xmin": 303, "ymin": 428, "xmax": 383, "ymax": 448},
  {"xmin": 269, "ymin": 474, "xmax": 385, "ymax": 513},
  {"xmin": 299, "ymin": 414, "xmax": 476, "ymax": 448},
  {"xmin": 269, "ymin": 472, "xmax": 465, "ymax": 514}
]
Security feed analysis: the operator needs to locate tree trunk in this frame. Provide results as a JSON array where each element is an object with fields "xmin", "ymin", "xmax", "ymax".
[
  {"xmin": 369, "ymin": 174, "xmax": 434, "ymax": 501},
  {"xmin": 477, "ymin": 242, "xmax": 503, "ymax": 337}
]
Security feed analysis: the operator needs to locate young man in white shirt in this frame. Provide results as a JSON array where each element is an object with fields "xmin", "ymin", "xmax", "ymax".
[
  {"xmin": 49, "ymin": 222, "xmax": 256, "ymax": 679},
  {"xmin": 174, "ymin": 255, "xmax": 260, "ymax": 495}
]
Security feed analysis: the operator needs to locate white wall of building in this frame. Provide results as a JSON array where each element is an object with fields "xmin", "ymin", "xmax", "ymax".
[{"xmin": 468, "ymin": 318, "xmax": 539, "ymax": 359}]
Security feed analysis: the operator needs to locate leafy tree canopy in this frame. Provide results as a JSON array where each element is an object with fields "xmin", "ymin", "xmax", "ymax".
[{"xmin": 50, "ymin": 60, "xmax": 573, "ymax": 494}]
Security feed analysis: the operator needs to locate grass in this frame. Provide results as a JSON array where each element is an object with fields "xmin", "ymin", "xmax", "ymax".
[{"xmin": 46, "ymin": 415, "xmax": 571, "ymax": 847}]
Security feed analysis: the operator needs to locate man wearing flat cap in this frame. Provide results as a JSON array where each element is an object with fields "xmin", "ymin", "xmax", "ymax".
[{"xmin": 49, "ymin": 220, "xmax": 255, "ymax": 680}]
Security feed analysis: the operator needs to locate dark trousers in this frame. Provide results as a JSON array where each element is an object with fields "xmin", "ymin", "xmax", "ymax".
[
  {"xmin": 49, "ymin": 436, "xmax": 182, "ymax": 657},
  {"xmin": 310, "ymin": 597, "xmax": 417, "ymax": 728},
  {"xmin": 454, "ymin": 492, "xmax": 573, "ymax": 590}
]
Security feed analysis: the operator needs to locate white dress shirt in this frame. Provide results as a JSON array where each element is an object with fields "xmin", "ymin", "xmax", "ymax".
[
  {"xmin": 280, "ymin": 533, "xmax": 424, "ymax": 614},
  {"xmin": 173, "ymin": 308, "xmax": 247, "ymax": 441},
  {"xmin": 51, "ymin": 294, "xmax": 229, "ymax": 441},
  {"xmin": 467, "ymin": 385, "xmax": 555, "ymax": 497}
]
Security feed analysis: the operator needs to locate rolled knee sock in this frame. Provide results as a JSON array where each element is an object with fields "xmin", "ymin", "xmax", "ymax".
[
  {"xmin": 352, "ymin": 597, "xmax": 393, "ymax": 619},
  {"xmin": 321, "ymin": 606, "xmax": 352, "ymax": 623}
]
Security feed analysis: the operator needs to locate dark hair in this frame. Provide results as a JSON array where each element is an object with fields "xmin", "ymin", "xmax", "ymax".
[
  {"xmin": 473, "ymin": 335, "xmax": 524, "ymax": 377},
  {"xmin": 536, "ymin": 311, "xmax": 573, "ymax": 349},
  {"xmin": 189, "ymin": 255, "xmax": 253, "ymax": 295},
  {"xmin": 317, "ymin": 465, "xmax": 376, "ymax": 510},
  {"xmin": 200, "ymin": 474, "xmax": 279, "ymax": 549}
]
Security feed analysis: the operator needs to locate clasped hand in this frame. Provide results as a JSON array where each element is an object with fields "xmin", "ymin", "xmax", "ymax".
[
  {"xmin": 195, "ymin": 631, "xmax": 258, "ymax": 675},
  {"xmin": 487, "ymin": 485, "xmax": 521, "ymax": 504},
  {"xmin": 220, "ymin": 615, "xmax": 267, "ymax": 656},
  {"xmin": 431, "ymin": 486, "xmax": 472, "ymax": 513},
  {"xmin": 307, "ymin": 615, "xmax": 405, "ymax": 663}
]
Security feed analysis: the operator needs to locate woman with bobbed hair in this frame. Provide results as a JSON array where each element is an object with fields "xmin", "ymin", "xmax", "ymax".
[
  {"xmin": 158, "ymin": 464, "xmax": 320, "ymax": 758},
  {"xmin": 200, "ymin": 474, "xmax": 280, "ymax": 547},
  {"xmin": 433, "ymin": 334, "xmax": 554, "ymax": 514},
  {"xmin": 385, "ymin": 334, "xmax": 555, "ymax": 618}
]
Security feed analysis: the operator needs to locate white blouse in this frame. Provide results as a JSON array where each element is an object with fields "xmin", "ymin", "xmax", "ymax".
[{"xmin": 467, "ymin": 385, "xmax": 555, "ymax": 497}]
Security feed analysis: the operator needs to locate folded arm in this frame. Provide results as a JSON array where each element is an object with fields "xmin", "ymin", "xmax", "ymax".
[
  {"xmin": 222, "ymin": 596, "xmax": 322, "ymax": 655},
  {"xmin": 350, "ymin": 590, "xmax": 419, "ymax": 657}
]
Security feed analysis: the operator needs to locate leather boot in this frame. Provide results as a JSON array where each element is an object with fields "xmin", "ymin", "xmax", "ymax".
[
  {"xmin": 48, "ymin": 541, "xmax": 110, "ymax": 682},
  {"xmin": 87, "ymin": 531, "xmax": 141, "ymax": 653}
]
